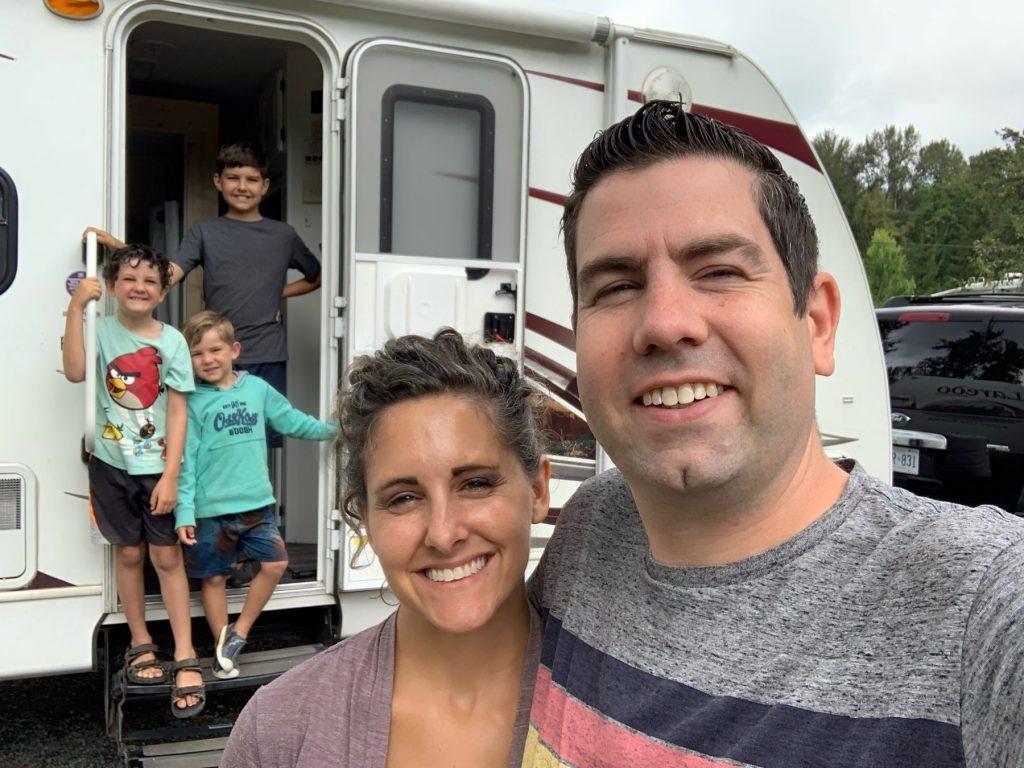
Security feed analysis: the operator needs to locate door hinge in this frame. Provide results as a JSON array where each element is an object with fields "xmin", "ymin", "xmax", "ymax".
[
  {"xmin": 331, "ymin": 88, "xmax": 346, "ymax": 133},
  {"xmin": 328, "ymin": 508, "xmax": 343, "ymax": 552},
  {"xmin": 332, "ymin": 296, "xmax": 348, "ymax": 339}
]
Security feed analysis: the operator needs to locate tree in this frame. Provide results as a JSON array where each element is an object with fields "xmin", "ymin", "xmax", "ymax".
[
  {"xmin": 856, "ymin": 125, "xmax": 920, "ymax": 212},
  {"xmin": 813, "ymin": 129, "xmax": 863, "ymax": 221},
  {"xmin": 914, "ymin": 139, "xmax": 967, "ymax": 188},
  {"xmin": 903, "ymin": 171, "xmax": 983, "ymax": 292},
  {"xmin": 864, "ymin": 228, "xmax": 915, "ymax": 306},
  {"xmin": 851, "ymin": 188, "xmax": 898, "ymax": 253}
]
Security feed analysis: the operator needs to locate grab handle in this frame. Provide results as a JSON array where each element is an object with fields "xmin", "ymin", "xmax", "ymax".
[{"xmin": 83, "ymin": 231, "xmax": 98, "ymax": 455}]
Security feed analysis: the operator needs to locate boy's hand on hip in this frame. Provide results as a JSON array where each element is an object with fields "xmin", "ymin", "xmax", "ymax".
[
  {"xmin": 150, "ymin": 476, "xmax": 178, "ymax": 515},
  {"xmin": 177, "ymin": 526, "xmax": 197, "ymax": 546}
]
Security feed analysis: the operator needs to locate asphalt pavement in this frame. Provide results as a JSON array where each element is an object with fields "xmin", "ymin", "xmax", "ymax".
[{"xmin": 0, "ymin": 669, "xmax": 251, "ymax": 767}]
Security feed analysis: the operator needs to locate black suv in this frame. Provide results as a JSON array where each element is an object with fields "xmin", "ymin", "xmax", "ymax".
[{"xmin": 877, "ymin": 294, "xmax": 1024, "ymax": 514}]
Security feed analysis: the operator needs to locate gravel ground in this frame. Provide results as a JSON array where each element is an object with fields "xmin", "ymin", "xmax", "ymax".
[
  {"xmin": 0, "ymin": 613, "xmax": 320, "ymax": 768},
  {"xmin": 0, "ymin": 668, "xmax": 253, "ymax": 768}
]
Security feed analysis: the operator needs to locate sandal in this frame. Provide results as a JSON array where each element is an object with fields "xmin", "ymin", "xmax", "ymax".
[
  {"xmin": 123, "ymin": 643, "xmax": 166, "ymax": 686},
  {"xmin": 169, "ymin": 658, "xmax": 206, "ymax": 719}
]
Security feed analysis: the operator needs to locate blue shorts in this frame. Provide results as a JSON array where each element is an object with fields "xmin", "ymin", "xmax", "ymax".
[{"xmin": 184, "ymin": 506, "xmax": 288, "ymax": 579}]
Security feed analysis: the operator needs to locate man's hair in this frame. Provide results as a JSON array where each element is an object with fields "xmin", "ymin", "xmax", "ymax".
[
  {"xmin": 181, "ymin": 310, "xmax": 236, "ymax": 349},
  {"xmin": 335, "ymin": 328, "xmax": 547, "ymax": 563},
  {"xmin": 102, "ymin": 243, "xmax": 172, "ymax": 289},
  {"xmin": 216, "ymin": 141, "xmax": 268, "ymax": 178},
  {"xmin": 562, "ymin": 100, "xmax": 819, "ymax": 317}
]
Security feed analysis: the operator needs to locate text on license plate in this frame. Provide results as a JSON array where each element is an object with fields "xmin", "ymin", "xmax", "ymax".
[{"xmin": 892, "ymin": 446, "xmax": 920, "ymax": 475}]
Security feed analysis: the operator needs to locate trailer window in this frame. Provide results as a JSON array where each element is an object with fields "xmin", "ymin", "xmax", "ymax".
[
  {"xmin": 349, "ymin": 42, "xmax": 524, "ymax": 264},
  {"xmin": 380, "ymin": 86, "xmax": 494, "ymax": 260},
  {"xmin": 0, "ymin": 167, "xmax": 17, "ymax": 296}
]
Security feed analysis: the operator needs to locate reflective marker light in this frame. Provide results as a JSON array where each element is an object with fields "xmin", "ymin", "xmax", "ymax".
[{"xmin": 44, "ymin": 0, "xmax": 102, "ymax": 20}]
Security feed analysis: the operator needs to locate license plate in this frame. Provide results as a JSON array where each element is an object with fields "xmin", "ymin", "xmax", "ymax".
[{"xmin": 892, "ymin": 445, "xmax": 920, "ymax": 475}]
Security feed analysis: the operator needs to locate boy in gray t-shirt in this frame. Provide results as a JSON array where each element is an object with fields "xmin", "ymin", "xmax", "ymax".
[{"xmin": 169, "ymin": 142, "xmax": 321, "ymax": 427}]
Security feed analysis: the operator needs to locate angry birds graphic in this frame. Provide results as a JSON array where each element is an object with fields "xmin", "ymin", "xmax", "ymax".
[
  {"xmin": 106, "ymin": 348, "xmax": 163, "ymax": 410},
  {"xmin": 102, "ymin": 421, "xmax": 124, "ymax": 441}
]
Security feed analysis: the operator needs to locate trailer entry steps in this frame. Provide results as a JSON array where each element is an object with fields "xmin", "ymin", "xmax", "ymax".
[
  {"xmin": 111, "ymin": 643, "xmax": 324, "ymax": 768},
  {"xmin": 130, "ymin": 736, "xmax": 228, "ymax": 768}
]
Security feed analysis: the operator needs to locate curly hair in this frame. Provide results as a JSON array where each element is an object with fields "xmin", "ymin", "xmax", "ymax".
[
  {"xmin": 335, "ymin": 329, "xmax": 547, "ymax": 561},
  {"xmin": 562, "ymin": 100, "xmax": 819, "ymax": 317},
  {"xmin": 102, "ymin": 243, "xmax": 172, "ymax": 289}
]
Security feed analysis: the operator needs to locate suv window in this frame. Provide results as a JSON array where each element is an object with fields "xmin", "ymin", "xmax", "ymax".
[
  {"xmin": 880, "ymin": 317, "xmax": 1024, "ymax": 418},
  {"xmin": 881, "ymin": 319, "xmax": 1024, "ymax": 385}
]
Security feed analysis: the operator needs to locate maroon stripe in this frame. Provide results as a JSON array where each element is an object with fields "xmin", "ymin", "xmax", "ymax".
[
  {"xmin": 527, "ymin": 71, "xmax": 820, "ymax": 172},
  {"xmin": 526, "ymin": 70, "xmax": 605, "ymax": 92},
  {"xmin": 543, "ymin": 506, "xmax": 562, "ymax": 525},
  {"xmin": 529, "ymin": 187, "xmax": 568, "ymax": 207},
  {"xmin": 530, "ymin": 373, "xmax": 581, "ymax": 413},
  {"xmin": 691, "ymin": 104, "xmax": 820, "ymax": 171},
  {"xmin": 525, "ymin": 359, "xmax": 582, "ymax": 413},
  {"xmin": 526, "ymin": 311, "xmax": 576, "ymax": 352},
  {"xmin": 626, "ymin": 90, "xmax": 819, "ymax": 171},
  {"xmin": 27, "ymin": 572, "xmax": 75, "ymax": 589},
  {"xmin": 525, "ymin": 345, "xmax": 577, "ymax": 385}
]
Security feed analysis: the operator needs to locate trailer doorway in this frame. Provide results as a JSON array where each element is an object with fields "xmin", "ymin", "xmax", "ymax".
[{"xmin": 121, "ymin": 20, "xmax": 329, "ymax": 601}]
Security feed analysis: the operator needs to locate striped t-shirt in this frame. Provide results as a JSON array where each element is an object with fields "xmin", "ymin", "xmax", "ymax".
[{"xmin": 525, "ymin": 463, "xmax": 1024, "ymax": 767}]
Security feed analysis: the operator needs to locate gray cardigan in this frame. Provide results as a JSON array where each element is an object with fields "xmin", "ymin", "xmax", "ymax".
[{"xmin": 222, "ymin": 607, "xmax": 542, "ymax": 767}]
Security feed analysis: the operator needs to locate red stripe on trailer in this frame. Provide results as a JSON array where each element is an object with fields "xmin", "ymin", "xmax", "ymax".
[
  {"xmin": 525, "ymin": 70, "xmax": 605, "ymax": 92},
  {"xmin": 525, "ymin": 345, "xmax": 579, "ymax": 390},
  {"xmin": 26, "ymin": 572, "xmax": 76, "ymax": 589},
  {"xmin": 529, "ymin": 187, "xmax": 568, "ymax": 207},
  {"xmin": 693, "ymin": 104, "xmax": 821, "ymax": 172},
  {"xmin": 524, "ymin": 69, "xmax": 821, "ymax": 172},
  {"xmin": 526, "ymin": 311, "xmax": 576, "ymax": 352},
  {"xmin": 626, "ymin": 89, "xmax": 821, "ymax": 171}
]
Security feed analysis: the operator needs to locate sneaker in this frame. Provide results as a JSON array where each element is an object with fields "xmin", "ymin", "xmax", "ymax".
[
  {"xmin": 215, "ymin": 623, "xmax": 247, "ymax": 677},
  {"xmin": 212, "ymin": 654, "xmax": 238, "ymax": 680}
]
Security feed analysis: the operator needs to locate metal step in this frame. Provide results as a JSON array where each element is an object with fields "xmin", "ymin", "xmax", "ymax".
[
  {"xmin": 128, "ymin": 736, "xmax": 228, "ymax": 768},
  {"xmin": 114, "ymin": 643, "xmax": 325, "ymax": 766},
  {"xmin": 116, "ymin": 643, "xmax": 324, "ymax": 701}
]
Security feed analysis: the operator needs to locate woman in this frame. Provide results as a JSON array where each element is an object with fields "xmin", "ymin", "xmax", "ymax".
[{"xmin": 222, "ymin": 329, "xmax": 550, "ymax": 767}]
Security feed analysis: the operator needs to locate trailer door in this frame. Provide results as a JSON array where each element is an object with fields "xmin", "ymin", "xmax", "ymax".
[{"xmin": 338, "ymin": 39, "xmax": 529, "ymax": 592}]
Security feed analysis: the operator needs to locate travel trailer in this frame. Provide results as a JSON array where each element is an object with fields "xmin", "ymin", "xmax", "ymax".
[{"xmin": 0, "ymin": 0, "xmax": 891, "ymax": 762}]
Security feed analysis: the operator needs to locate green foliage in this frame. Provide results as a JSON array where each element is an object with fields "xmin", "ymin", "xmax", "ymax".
[
  {"xmin": 864, "ymin": 228, "xmax": 915, "ymax": 306},
  {"xmin": 812, "ymin": 124, "xmax": 1024, "ymax": 299},
  {"xmin": 812, "ymin": 130, "xmax": 863, "ymax": 216}
]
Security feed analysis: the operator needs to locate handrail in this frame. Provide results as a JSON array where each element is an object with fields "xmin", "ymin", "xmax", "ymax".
[{"xmin": 83, "ymin": 231, "xmax": 98, "ymax": 455}]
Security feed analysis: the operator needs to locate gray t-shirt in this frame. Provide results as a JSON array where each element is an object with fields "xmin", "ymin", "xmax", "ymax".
[
  {"xmin": 222, "ymin": 606, "xmax": 542, "ymax": 767},
  {"xmin": 172, "ymin": 216, "xmax": 321, "ymax": 364},
  {"xmin": 524, "ymin": 462, "xmax": 1024, "ymax": 767}
]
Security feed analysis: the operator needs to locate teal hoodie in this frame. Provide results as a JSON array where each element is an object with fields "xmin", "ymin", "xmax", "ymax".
[{"xmin": 175, "ymin": 372, "xmax": 337, "ymax": 528}]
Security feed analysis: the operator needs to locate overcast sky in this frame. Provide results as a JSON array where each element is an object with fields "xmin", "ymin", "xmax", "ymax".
[{"xmin": 546, "ymin": 0, "xmax": 1022, "ymax": 157}]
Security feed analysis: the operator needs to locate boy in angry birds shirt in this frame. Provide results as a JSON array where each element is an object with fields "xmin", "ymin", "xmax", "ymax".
[{"xmin": 63, "ymin": 243, "xmax": 205, "ymax": 718}]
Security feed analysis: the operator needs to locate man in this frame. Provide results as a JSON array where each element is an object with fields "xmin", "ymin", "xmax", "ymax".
[{"xmin": 525, "ymin": 101, "xmax": 1023, "ymax": 767}]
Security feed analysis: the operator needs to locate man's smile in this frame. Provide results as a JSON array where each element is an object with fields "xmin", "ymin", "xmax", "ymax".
[{"xmin": 639, "ymin": 381, "xmax": 728, "ymax": 408}]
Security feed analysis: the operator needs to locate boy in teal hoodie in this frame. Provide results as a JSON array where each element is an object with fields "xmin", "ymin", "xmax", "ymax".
[{"xmin": 176, "ymin": 311, "xmax": 336, "ymax": 678}]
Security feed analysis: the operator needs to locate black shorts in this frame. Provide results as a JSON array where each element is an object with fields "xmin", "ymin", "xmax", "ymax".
[
  {"xmin": 235, "ymin": 360, "xmax": 287, "ymax": 449},
  {"xmin": 88, "ymin": 457, "xmax": 178, "ymax": 547}
]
